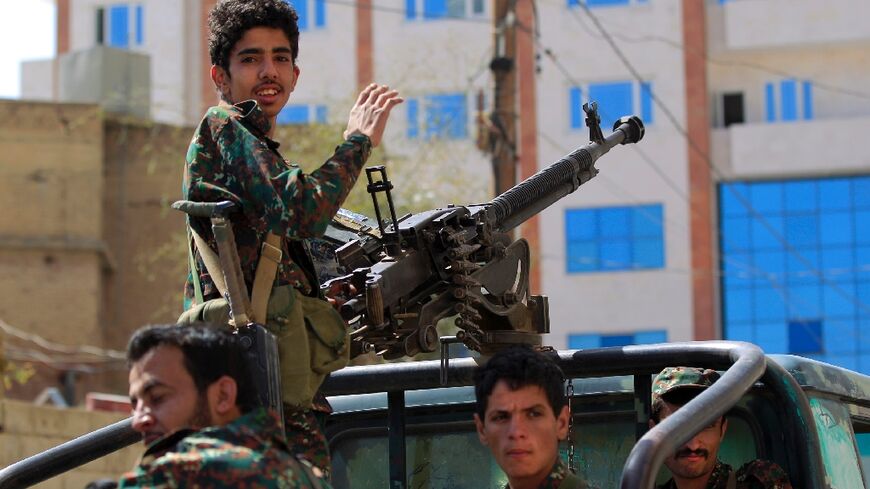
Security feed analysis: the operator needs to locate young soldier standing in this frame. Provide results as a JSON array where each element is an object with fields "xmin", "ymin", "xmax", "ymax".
[{"xmin": 178, "ymin": 0, "xmax": 402, "ymax": 475}]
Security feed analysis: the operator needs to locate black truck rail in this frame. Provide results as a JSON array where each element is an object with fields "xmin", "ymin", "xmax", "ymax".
[{"xmin": 0, "ymin": 341, "xmax": 825, "ymax": 489}]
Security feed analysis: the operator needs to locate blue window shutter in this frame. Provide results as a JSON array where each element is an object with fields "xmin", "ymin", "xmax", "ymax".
[
  {"xmin": 600, "ymin": 334, "xmax": 634, "ymax": 347},
  {"xmin": 765, "ymin": 82, "xmax": 776, "ymax": 122},
  {"xmin": 314, "ymin": 105, "xmax": 327, "ymax": 124},
  {"xmin": 314, "ymin": 0, "xmax": 326, "ymax": 27},
  {"xmin": 587, "ymin": 0, "xmax": 631, "ymax": 6},
  {"xmin": 568, "ymin": 334, "xmax": 601, "ymax": 349},
  {"xmin": 802, "ymin": 81, "xmax": 814, "ymax": 120},
  {"xmin": 566, "ymin": 0, "xmax": 580, "ymax": 6},
  {"xmin": 588, "ymin": 81, "xmax": 633, "ymax": 129},
  {"xmin": 406, "ymin": 0, "xmax": 417, "ymax": 19},
  {"xmin": 406, "ymin": 98, "xmax": 419, "ymax": 138},
  {"xmin": 634, "ymin": 330, "xmax": 667, "ymax": 344},
  {"xmin": 472, "ymin": 0, "xmax": 484, "ymax": 14},
  {"xmin": 640, "ymin": 82, "xmax": 653, "ymax": 124},
  {"xmin": 135, "ymin": 5, "xmax": 143, "ymax": 45},
  {"xmin": 570, "ymin": 87, "xmax": 583, "ymax": 129},
  {"xmin": 292, "ymin": 0, "xmax": 309, "ymax": 30},
  {"xmin": 424, "ymin": 0, "xmax": 447, "ymax": 19},
  {"xmin": 277, "ymin": 105, "xmax": 309, "ymax": 125},
  {"xmin": 780, "ymin": 79, "xmax": 797, "ymax": 122},
  {"xmin": 425, "ymin": 93, "xmax": 467, "ymax": 139},
  {"xmin": 109, "ymin": 5, "xmax": 129, "ymax": 48}
]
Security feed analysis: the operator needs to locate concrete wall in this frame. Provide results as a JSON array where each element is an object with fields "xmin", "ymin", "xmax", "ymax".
[
  {"xmin": 0, "ymin": 400, "xmax": 140, "ymax": 488},
  {"xmin": 536, "ymin": 0, "xmax": 694, "ymax": 346}
]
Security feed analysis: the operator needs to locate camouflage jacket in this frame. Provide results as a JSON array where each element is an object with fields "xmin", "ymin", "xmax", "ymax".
[
  {"xmin": 505, "ymin": 459, "xmax": 590, "ymax": 489},
  {"xmin": 656, "ymin": 459, "xmax": 793, "ymax": 489},
  {"xmin": 118, "ymin": 408, "xmax": 330, "ymax": 488},
  {"xmin": 183, "ymin": 100, "xmax": 370, "ymax": 301}
]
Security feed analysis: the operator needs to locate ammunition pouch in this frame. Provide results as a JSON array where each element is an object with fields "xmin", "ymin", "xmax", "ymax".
[{"xmin": 178, "ymin": 284, "xmax": 349, "ymax": 409}]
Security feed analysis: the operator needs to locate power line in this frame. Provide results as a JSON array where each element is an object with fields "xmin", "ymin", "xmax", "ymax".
[
  {"xmin": 0, "ymin": 319, "xmax": 126, "ymax": 361},
  {"xmin": 569, "ymin": 1, "xmax": 870, "ymax": 318}
]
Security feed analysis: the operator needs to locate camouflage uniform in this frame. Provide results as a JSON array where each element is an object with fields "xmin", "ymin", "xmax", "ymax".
[
  {"xmin": 183, "ymin": 100, "xmax": 370, "ymax": 302},
  {"xmin": 118, "ymin": 408, "xmax": 331, "ymax": 488},
  {"xmin": 651, "ymin": 367, "xmax": 793, "ymax": 489},
  {"xmin": 182, "ymin": 100, "xmax": 370, "ymax": 473},
  {"xmin": 655, "ymin": 459, "xmax": 793, "ymax": 489},
  {"xmin": 504, "ymin": 459, "xmax": 590, "ymax": 489}
]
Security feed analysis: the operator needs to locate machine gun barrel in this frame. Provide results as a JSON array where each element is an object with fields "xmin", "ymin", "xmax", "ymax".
[{"xmin": 487, "ymin": 115, "xmax": 644, "ymax": 233}]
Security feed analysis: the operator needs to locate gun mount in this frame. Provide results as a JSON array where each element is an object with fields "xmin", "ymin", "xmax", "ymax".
[{"xmin": 323, "ymin": 104, "xmax": 644, "ymax": 359}]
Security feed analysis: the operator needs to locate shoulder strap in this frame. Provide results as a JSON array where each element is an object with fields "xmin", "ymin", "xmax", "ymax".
[
  {"xmin": 185, "ymin": 223, "xmax": 204, "ymax": 306},
  {"xmin": 727, "ymin": 469, "xmax": 737, "ymax": 489},
  {"xmin": 251, "ymin": 233, "xmax": 283, "ymax": 323},
  {"xmin": 189, "ymin": 224, "xmax": 230, "ymax": 300},
  {"xmin": 560, "ymin": 471, "xmax": 589, "ymax": 489}
]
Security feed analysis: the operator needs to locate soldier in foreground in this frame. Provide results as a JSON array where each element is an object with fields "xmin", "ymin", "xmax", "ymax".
[
  {"xmin": 473, "ymin": 347, "xmax": 590, "ymax": 489},
  {"xmin": 178, "ymin": 0, "xmax": 401, "ymax": 474},
  {"xmin": 119, "ymin": 324, "xmax": 330, "ymax": 488},
  {"xmin": 649, "ymin": 367, "xmax": 793, "ymax": 489}
]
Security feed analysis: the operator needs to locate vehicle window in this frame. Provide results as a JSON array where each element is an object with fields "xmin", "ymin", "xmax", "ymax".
[
  {"xmin": 851, "ymin": 420, "xmax": 870, "ymax": 488},
  {"xmin": 331, "ymin": 429, "xmax": 506, "ymax": 489},
  {"xmin": 652, "ymin": 414, "xmax": 760, "ymax": 485},
  {"xmin": 811, "ymin": 397, "xmax": 864, "ymax": 488}
]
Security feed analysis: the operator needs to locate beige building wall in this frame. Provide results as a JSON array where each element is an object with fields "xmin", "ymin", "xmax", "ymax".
[
  {"xmin": 0, "ymin": 400, "xmax": 140, "ymax": 488},
  {"xmin": 0, "ymin": 100, "xmax": 191, "ymax": 401}
]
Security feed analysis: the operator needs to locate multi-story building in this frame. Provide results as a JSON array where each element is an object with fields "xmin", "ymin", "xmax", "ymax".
[{"xmin": 23, "ymin": 0, "xmax": 870, "ymax": 373}]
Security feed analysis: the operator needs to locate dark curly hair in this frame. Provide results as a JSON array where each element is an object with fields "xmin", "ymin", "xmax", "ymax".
[
  {"xmin": 127, "ymin": 323, "xmax": 258, "ymax": 414},
  {"xmin": 473, "ymin": 346, "xmax": 567, "ymax": 422},
  {"xmin": 208, "ymin": 0, "xmax": 300, "ymax": 74}
]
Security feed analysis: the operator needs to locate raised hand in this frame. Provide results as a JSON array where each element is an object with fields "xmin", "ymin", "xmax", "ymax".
[{"xmin": 343, "ymin": 83, "xmax": 404, "ymax": 147}]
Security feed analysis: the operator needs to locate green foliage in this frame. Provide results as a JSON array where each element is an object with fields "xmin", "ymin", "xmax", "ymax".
[{"xmin": 2, "ymin": 361, "xmax": 36, "ymax": 391}]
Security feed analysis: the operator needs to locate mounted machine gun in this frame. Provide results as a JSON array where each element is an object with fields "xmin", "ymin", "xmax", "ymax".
[{"xmin": 322, "ymin": 103, "xmax": 644, "ymax": 359}]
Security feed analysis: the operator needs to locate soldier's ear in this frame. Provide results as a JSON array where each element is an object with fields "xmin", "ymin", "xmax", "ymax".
[
  {"xmin": 211, "ymin": 65, "xmax": 231, "ymax": 100},
  {"xmin": 474, "ymin": 413, "xmax": 488, "ymax": 446},
  {"xmin": 208, "ymin": 375, "xmax": 240, "ymax": 420}
]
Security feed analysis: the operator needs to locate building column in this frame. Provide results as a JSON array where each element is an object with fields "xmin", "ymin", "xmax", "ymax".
[
  {"xmin": 515, "ymin": 0, "xmax": 540, "ymax": 294},
  {"xmin": 682, "ymin": 0, "xmax": 716, "ymax": 340},
  {"xmin": 200, "ymin": 0, "xmax": 218, "ymax": 115},
  {"xmin": 356, "ymin": 0, "xmax": 374, "ymax": 89}
]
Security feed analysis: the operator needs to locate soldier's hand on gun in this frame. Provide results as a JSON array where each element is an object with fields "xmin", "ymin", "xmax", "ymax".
[
  {"xmin": 322, "ymin": 277, "xmax": 357, "ymax": 310},
  {"xmin": 344, "ymin": 83, "xmax": 403, "ymax": 147}
]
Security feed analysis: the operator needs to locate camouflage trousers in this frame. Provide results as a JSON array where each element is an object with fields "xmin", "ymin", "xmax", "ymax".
[{"xmin": 284, "ymin": 401, "xmax": 331, "ymax": 479}]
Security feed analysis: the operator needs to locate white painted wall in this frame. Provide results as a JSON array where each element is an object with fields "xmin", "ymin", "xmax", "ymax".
[
  {"xmin": 69, "ymin": 0, "xmax": 198, "ymax": 125},
  {"xmin": 722, "ymin": 0, "xmax": 870, "ymax": 51},
  {"xmin": 535, "ymin": 0, "xmax": 694, "ymax": 348}
]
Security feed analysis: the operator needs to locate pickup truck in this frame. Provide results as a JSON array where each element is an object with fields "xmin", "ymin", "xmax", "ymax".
[{"xmin": 1, "ymin": 340, "xmax": 868, "ymax": 488}]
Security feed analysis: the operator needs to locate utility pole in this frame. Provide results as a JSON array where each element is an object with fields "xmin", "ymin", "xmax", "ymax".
[{"xmin": 485, "ymin": 0, "xmax": 518, "ymax": 195}]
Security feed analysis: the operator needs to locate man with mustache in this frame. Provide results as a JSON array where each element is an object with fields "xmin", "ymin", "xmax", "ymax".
[
  {"xmin": 649, "ymin": 367, "xmax": 793, "ymax": 489},
  {"xmin": 179, "ymin": 0, "xmax": 402, "ymax": 476},
  {"xmin": 120, "ymin": 323, "xmax": 330, "ymax": 488},
  {"xmin": 473, "ymin": 347, "xmax": 590, "ymax": 489}
]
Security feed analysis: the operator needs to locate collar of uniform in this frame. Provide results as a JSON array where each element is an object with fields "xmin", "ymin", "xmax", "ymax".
[
  {"xmin": 224, "ymin": 100, "xmax": 281, "ymax": 151},
  {"xmin": 136, "ymin": 408, "xmax": 286, "ymax": 466},
  {"xmin": 504, "ymin": 458, "xmax": 570, "ymax": 489},
  {"xmin": 194, "ymin": 407, "xmax": 288, "ymax": 451},
  {"xmin": 139, "ymin": 428, "xmax": 196, "ymax": 464}
]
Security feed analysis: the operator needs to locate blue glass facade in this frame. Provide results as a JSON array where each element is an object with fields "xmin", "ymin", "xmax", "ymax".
[
  {"xmin": 405, "ymin": 93, "xmax": 468, "ymax": 140},
  {"xmin": 719, "ymin": 176, "xmax": 870, "ymax": 374},
  {"xmin": 570, "ymin": 81, "xmax": 654, "ymax": 131}
]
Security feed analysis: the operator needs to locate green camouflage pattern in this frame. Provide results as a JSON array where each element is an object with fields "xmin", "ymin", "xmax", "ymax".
[
  {"xmin": 285, "ymin": 406, "xmax": 332, "ymax": 478},
  {"xmin": 656, "ymin": 459, "xmax": 793, "ymax": 489},
  {"xmin": 118, "ymin": 408, "xmax": 331, "ymax": 488},
  {"xmin": 503, "ymin": 459, "xmax": 591, "ymax": 489},
  {"xmin": 183, "ymin": 100, "xmax": 371, "ymax": 301},
  {"xmin": 652, "ymin": 367, "xmax": 721, "ymax": 403}
]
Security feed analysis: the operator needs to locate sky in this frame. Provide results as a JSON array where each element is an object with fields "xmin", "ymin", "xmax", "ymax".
[{"xmin": 0, "ymin": 0, "xmax": 56, "ymax": 99}]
